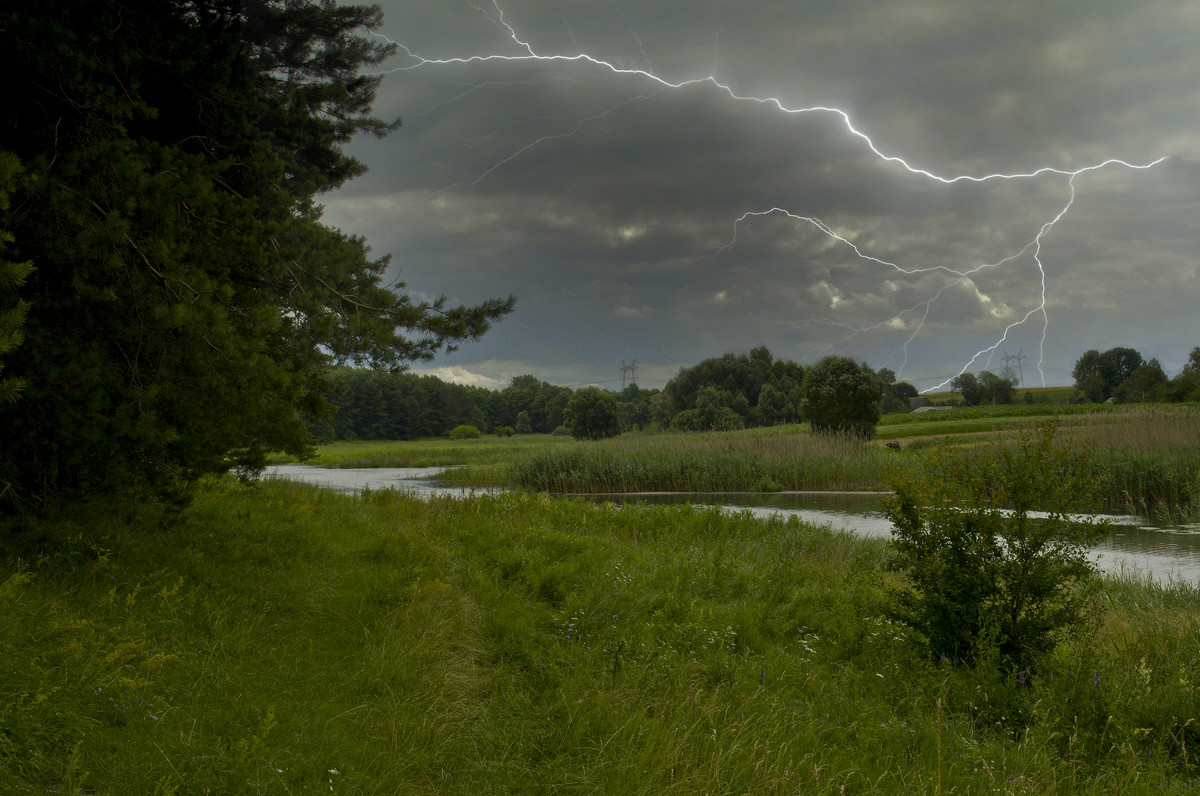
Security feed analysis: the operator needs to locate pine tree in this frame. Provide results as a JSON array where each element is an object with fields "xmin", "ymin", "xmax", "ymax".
[
  {"xmin": 0, "ymin": 153, "xmax": 34, "ymax": 406},
  {"xmin": 0, "ymin": 1, "xmax": 513, "ymax": 512}
]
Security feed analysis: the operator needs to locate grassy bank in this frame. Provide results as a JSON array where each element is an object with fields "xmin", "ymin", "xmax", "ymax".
[
  {"xmin": 3, "ymin": 480, "xmax": 1198, "ymax": 793},
  {"xmin": 277, "ymin": 434, "xmax": 575, "ymax": 469},
  {"xmin": 431, "ymin": 406, "xmax": 1200, "ymax": 517},
  {"xmin": 448, "ymin": 427, "xmax": 895, "ymax": 494}
]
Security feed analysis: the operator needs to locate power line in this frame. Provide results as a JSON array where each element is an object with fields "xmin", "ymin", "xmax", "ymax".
[
  {"xmin": 1002, "ymin": 350, "xmax": 1027, "ymax": 386},
  {"xmin": 620, "ymin": 359, "xmax": 638, "ymax": 390}
]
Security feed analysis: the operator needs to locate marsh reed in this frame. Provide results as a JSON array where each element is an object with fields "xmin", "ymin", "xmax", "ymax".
[
  {"xmin": 486, "ymin": 427, "xmax": 895, "ymax": 493},
  {"xmin": 1071, "ymin": 406, "xmax": 1200, "ymax": 517}
]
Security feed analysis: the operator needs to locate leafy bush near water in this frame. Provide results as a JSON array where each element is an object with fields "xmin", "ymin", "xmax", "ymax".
[{"xmin": 885, "ymin": 424, "xmax": 1109, "ymax": 669}]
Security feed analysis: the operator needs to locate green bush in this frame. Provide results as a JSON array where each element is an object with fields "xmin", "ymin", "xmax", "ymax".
[
  {"xmin": 885, "ymin": 423, "xmax": 1108, "ymax": 669},
  {"xmin": 494, "ymin": 426, "xmax": 515, "ymax": 437},
  {"xmin": 449, "ymin": 424, "xmax": 482, "ymax": 440}
]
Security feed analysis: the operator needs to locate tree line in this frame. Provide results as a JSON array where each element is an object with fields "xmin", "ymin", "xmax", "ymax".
[
  {"xmin": 319, "ymin": 347, "xmax": 904, "ymax": 441},
  {"xmin": 1071, "ymin": 346, "xmax": 1200, "ymax": 404},
  {"xmin": 326, "ymin": 343, "xmax": 1200, "ymax": 444},
  {"xmin": 948, "ymin": 346, "xmax": 1200, "ymax": 407}
]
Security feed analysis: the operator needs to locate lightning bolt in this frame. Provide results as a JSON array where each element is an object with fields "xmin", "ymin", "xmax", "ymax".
[{"xmin": 368, "ymin": 1, "xmax": 1172, "ymax": 389}]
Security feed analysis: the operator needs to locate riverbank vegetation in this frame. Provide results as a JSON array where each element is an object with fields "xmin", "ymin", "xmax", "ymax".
[
  {"xmin": 272, "ymin": 402, "xmax": 1200, "ymax": 524},
  {"xmin": 442, "ymin": 426, "xmax": 893, "ymax": 494},
  {"xmin": 422, "ymin": 404, "xmax": 1200, "ymax": 519},
  {"xmin": 4, "ymin": 479, "xmax": 1198, "ymax": 793}
]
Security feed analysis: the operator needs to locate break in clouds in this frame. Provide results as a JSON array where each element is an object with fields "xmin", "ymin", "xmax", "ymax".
[{"xmin": 321, "ymin": 0, "xmax": 1200, "ymax": 390}]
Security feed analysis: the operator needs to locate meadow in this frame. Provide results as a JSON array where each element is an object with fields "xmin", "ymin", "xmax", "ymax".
[
  {"xmin": 3, "ymin": 480, "xmax": 1199, "ymax": 794},
  {"xmin": 5, "ymin": 402, "xmax": 1200, "ymax": 792}
]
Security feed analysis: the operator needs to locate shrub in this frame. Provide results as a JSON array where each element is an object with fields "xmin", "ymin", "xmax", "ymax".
[
  {"xmin": 495, "ymin": 426, "xmax": 515, "ymax": 437},
  {"xmin": 884, "ymin": 423, "xmax": 1108, "ymax": 669},
  {"xmin": 449, "ymin": 424, "xmax": 482, "ymax": 440}
]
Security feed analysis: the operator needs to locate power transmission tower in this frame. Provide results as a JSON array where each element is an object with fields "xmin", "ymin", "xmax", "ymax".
[
  {"xmin": 620, "ymin": 360, "xmax": 638, "ymax": 390},
  {"xmin": 1002, "ymin": 350, "xmax": 1026, "ymax": 386}
]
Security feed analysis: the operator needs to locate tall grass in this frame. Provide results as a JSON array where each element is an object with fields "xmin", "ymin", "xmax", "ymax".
[
  {"xmin": 1073, "ymin": 406, "xmax": 1200, "ymax": 518},
  {"xmin": 443, "ymin": 427, "xmax": 895, "ymax": 493},
  {"xmin": 3, "ymin": 480, "xmax": 1198, "ymax": 792},
  {"xmin": 294, "ymin": 404, "xmax": 1200, "ymax": 519},
  {"xmin": 278, "ymin": 433, "xmax": 576, "ymax": 468}
]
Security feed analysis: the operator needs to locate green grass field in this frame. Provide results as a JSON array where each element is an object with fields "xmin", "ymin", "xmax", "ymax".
[
  {"xmin": 8, "ymin": 402, "xmax": 1198, "ymax": 791},
  {"xmin": 4, "ymin": 480, "xmax": 1199, "ymax": 793}
]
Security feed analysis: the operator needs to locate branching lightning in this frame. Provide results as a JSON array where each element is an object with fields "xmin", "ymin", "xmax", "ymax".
[{"xmin": 369, "ymin": 1, "xmax": 1172, "ymax": 389}]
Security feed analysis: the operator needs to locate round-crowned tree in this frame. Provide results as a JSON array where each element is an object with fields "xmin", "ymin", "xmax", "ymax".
[
  {"xmin": 564, "ymin": 387, "xmax": 622, "ymax": 440},
  {"xmin": 800, "ymin": 356, "xmax": 883, "ymax": 439}
]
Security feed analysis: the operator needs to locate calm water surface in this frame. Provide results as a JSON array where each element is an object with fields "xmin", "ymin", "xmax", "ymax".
[{"xmin": 266, "ymin": 465, "xmax": 1200, "ymax": 583}]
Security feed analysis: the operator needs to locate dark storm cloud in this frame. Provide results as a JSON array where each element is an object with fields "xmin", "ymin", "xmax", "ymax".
[{"xmin": 321, "ymin": 0, "xmax": 1200, "ymax": 389}]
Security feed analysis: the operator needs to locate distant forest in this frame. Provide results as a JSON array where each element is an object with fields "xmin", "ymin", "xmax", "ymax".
[
  {"xmin": 317, "ymin": 344, "xmax": 1200, "ymax": 442},
  {"xmin": 315, "ymin": 347, "xmax": 891, "ymax": 441}
]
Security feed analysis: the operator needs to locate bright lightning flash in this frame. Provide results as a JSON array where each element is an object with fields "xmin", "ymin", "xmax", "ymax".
[{"xmin": 369, "ymin": 1, "xmax": 1170, "ymax": 390}]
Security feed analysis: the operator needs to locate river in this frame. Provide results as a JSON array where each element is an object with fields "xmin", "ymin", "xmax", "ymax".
[{"xmin": 265, "ymin": 464, "xmax": 1200, "ymax": 583}]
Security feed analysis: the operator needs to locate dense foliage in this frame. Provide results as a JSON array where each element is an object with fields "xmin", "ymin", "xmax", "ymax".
[
  {"xmin": 563, "ymin": 386, "xmax": 623, "ymax": 440},
  {"xmin": 314, "ymin": 368, "xmax": 489, "ymax": 442},
  {"xmin": 886, "ymin": 425, "xmax": 1108, "ymax": 668},
  {"xmin": 1074, "ymin": 347, "xmax": 1145, "ymax": 402},
  {"xmin": 292, "ymin": 345, "xmax": 1200, "ymax": 446},
  {"xmin": 484, "ymin": 374, "xmax": 574, "ymax": 434},
  {"xmin": 664, "ymin": 346, "xmax": 803, "ymax": 428},
  {"xmin": 310, "ymin": 369, "xmax": 645, "ymax": 440},
  {"xmin": 950, "ymin": 369, "xmax": 1018, "ymax": 406},
  {"xmin": 0, "ymin": 153, "xmax": 33, "ymax": 406},
  {"xmin": 1069, "ymin": 346, "xmax": 1200, "ymax": 404},
  {"xmin": 800, "ymin": 355, "xmax": 883, "ymax": 438},
  {"xmin": 0, "ymin": 1, "xmax": 512, "ymax": 511}
]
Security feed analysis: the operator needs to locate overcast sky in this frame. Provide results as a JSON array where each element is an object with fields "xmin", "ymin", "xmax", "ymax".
[{"xmin": 321, "ymin": 0, "xmax": 1200, "ymax": 391}]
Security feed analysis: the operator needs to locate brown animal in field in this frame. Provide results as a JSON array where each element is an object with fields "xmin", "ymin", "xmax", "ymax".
[{"xmin": 885, "ymin": 441, "xmax": 901, "ymax": 450}]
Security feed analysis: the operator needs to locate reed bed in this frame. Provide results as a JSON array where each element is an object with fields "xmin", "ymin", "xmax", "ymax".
[
  {"xmin": 314, "ymin": 405, "xmax": 1200, "ymax": 519},
  {"xmin": 1072, "ymin": 406, "xmax": 1200, "ymax": 517},
  {"xmin": 1074, "ymin": 405, "xmax": 1200, "ymax": 451},
  {"xmin": 444, "ymin": 427, "xmax": 896, "ymax": 493}
]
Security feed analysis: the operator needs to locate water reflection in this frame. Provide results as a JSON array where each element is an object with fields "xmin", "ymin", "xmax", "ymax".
[
  {"xmin": 594, "ymin": 490, "xmax": 1200, "ymax": 583},
  {"xmin": 265, "ymin": 464, "xmax": 480, "ymax": 497},
  {"xmin": 265, "ymin": 465, "xmax": 1200, "ymax": 583}
]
